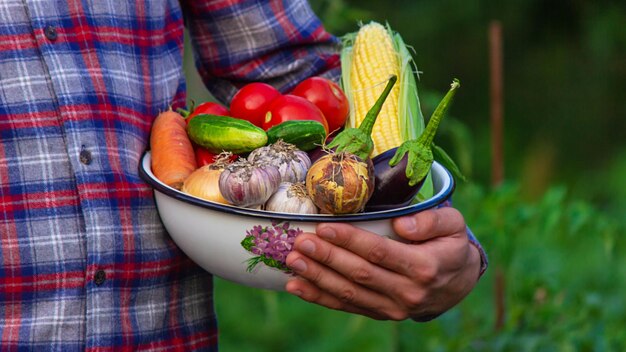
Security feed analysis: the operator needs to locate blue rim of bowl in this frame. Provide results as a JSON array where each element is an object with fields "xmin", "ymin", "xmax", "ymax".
[{"xmin": 138, "ymin": 150, "xmax": 455, "ymax": 222}]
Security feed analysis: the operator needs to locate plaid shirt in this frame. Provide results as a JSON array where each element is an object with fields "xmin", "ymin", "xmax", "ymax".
[{"xmin": 0, "ymin": 0, "xmax": 340, "ymax": 350}]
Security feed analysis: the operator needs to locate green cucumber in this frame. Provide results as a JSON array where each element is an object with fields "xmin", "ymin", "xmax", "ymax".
[
  {"xmin": 266, "ymin": 120, "xmax": 327, "ymax": 151},
  {"xmin": 187, "ymin": 114, "xmax": 267, "ymax": 154}
]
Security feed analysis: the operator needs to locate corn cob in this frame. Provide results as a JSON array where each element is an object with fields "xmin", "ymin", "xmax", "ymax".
[
  {"xmin": 341, "ymin": 21, "xmax": 433, "ymax": 197},
  {"xmin": 349, "ymin": 22, "xmax": 401, "ymax": 156}
]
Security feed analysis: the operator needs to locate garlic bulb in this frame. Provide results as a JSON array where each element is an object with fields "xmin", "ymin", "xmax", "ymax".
[
  {"xmin": 247, "ymin": 140, "xmax": 311, "ymax": 183},
  {"xmin": 219, "ymin": 158, "xmax": 281, "ymax": 207},
  {"xmin": 265, "ymin": 182, "xmax": 318, "ymax": 214}
]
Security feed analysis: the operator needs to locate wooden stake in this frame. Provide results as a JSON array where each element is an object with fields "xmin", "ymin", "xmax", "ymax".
[
  {"xmin": 489, "ymin": 21, "xmax": 504, "ymax": 186},
  {"xmin": 489, "ymin": 20, "xmax": 506, "ymax": 331}
]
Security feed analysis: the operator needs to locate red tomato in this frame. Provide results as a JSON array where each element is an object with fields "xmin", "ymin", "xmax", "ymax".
[
  {"xmin": 194, "ymin": 147, "xmax": 218, "ymax": 167},
  {"xmin": 291, "ymin": 77, "xmax": 349, "ymax": 134},
  {"xmin": 187, "ymin": 101, "xmax": 230, "ymax": 124},
  {"xmin": 262, "ymin": 95, "xmax": 329, "ymax": 133},
  {"xmin": 230, "ymin": 82, "xmax": 281, "ymax": 127},
  {"xmin": 194, "ymin": 147, "xmax": 237, "ymax": 167}
]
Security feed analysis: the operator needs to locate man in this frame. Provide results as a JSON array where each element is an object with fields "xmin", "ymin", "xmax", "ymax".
[{"xmin": 0, "ymin": 0, "xmax": 485, "ymax": 350}]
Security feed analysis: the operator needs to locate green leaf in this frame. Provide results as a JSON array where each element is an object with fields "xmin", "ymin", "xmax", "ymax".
[
  {"xmin": 432, "ymin": 143, "xmax": 467, "ymax": 182},
  {"xmin": 240, "ymin": 235, "xmax": 255, "ymax": 251}
]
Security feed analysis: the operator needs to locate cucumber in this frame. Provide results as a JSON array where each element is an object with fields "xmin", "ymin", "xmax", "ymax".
[
  {"xmin": 187, "ymin": 114, "xmax": 267, "ymax": 154},
  {"xmin": 266, "ymin": 120, "xmax": 327, "ymax": 151}
]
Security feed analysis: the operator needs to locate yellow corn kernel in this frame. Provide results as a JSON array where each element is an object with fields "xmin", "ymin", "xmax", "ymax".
[{"xmin": 350, "ymin": 22, "xmax": 402, "ymax": 156}]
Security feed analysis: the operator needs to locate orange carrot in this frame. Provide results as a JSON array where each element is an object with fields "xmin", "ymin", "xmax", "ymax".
[{"xmin": 150, "ymin": 108, "xmax": 197, "ymax": 189}]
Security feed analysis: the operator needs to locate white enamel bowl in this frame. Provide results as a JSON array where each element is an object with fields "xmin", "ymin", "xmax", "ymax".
[{"xmin": 139, "ymin": 151, "xmax": 455, "ymax": 291}]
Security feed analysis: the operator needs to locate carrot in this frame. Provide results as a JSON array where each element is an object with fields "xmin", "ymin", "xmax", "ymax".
[{"xmin": 150, "ymin": 108, "xmax": 197, "ymax": 189}]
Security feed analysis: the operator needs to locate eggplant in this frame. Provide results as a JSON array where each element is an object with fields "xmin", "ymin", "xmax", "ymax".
[
  {"xmin": 364, "ymin": 78, "xmax": 461, "ymax": 212},
  {"xmin": 364, "ymin": 147, "xmax": 424, "ymax": 211},
  {"xmin": 307, "ymin": 142, "xmax": 330, "ymax": 164}
]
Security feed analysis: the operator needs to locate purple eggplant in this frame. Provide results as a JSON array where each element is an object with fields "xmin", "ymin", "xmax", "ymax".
[
  {"xmin": 364, "ymin": 147, "xmax": 425, "ymax": 211},
  {"xmin": 364, "ymin": 79, "xmax": 461, "ymax": 211},
  {"xmin": 307, "ymin": 135, "xmax": 334, "ymax": 164}
]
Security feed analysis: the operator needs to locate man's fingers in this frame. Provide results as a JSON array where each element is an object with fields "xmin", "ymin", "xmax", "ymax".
[
  {"xmin": 287, "ymin": 233, "xmax": 399, "ymax": 296},
  {"xmin": 391, "ymin": 207, "xmax": 466, "ymax": 242},
  {"xmin": 284, "ymin": 244, "xmax": 410, "ymax": 319},
  {"xmin": 311, "ymin": 223, "xmax": 431, "ymax": 277},
  {"xmin": 284, "ymin": 277, "xmax": 390, "ymax": 320}
]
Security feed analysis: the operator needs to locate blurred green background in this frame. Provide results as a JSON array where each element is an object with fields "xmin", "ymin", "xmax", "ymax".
[{"xmin": 183, "ymin": 0, "xmax": 626, "ymax": 350}]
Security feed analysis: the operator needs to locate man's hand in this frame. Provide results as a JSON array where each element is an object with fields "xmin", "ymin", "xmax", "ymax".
[{"xmin": 284, "ymin": 207, "xmax": 482, "ymax": 321}]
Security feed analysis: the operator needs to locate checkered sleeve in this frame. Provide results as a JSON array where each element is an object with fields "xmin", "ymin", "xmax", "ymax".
[
  {"xmin": 181, "ymin": 0, "xmax": 342, "ymax": 104},
  {"xmin": 466, "ymin": 226, "xmax": 488, "ymax": 277}
]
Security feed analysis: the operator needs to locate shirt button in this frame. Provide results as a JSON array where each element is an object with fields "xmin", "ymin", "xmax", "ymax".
[
  {"xmin": 80, "ymin": 146, "xmax": 92, "ymax": 165},
  {"xmin": 44, "ymin": 25, "xmax": 58, "ymax": 41},
  {"xmin": 94, "ymin": 270, "xmax": 106, "ymax": 286}
]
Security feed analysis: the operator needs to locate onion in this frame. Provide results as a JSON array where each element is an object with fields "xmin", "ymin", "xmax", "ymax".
[
  {"xmin": 248, "ymin": 140, "xmax": 311, "ymax": 183},
  {"xmin": 265, "ymin": 182, "xmax": 318, "ymax": 214},
  {"xmin": 304, "ymin": 76, "xmax": 396, "ymax": 214},
  {"xmin": 305, "ymin": 152, "xmax": 374, "ymax": 214},
  {"xmin": 219, "ymin": 158, "xmax": 281, "ymax": 207},
  {"xmin": 182, "ymin": 165, "xmax": 229, "ymax": 204},
  {"xmin": 181, "ymin": 152, "xmax": 234, "ymax": 204}
]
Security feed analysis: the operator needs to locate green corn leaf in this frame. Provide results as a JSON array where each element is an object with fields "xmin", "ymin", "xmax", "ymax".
[
  {"xmin": 340, "ymin": 32, "xmax": 357, "ymax": 130},
  {"xmin": 392, "ymin": 31, "xmax": 424, "ymax": 141},
  {"xmin": 392, "ymin": 27, "xmax": 433, "ymax": 199},
  {"xmin": 433, "ymin": 143, "xmax": 467, "ymax": 182}
]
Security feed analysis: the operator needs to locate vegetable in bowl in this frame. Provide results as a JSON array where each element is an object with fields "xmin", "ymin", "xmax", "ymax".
[{"xmin": 366, "ymin": 79, "xmax": 461, "ymax": 211}]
